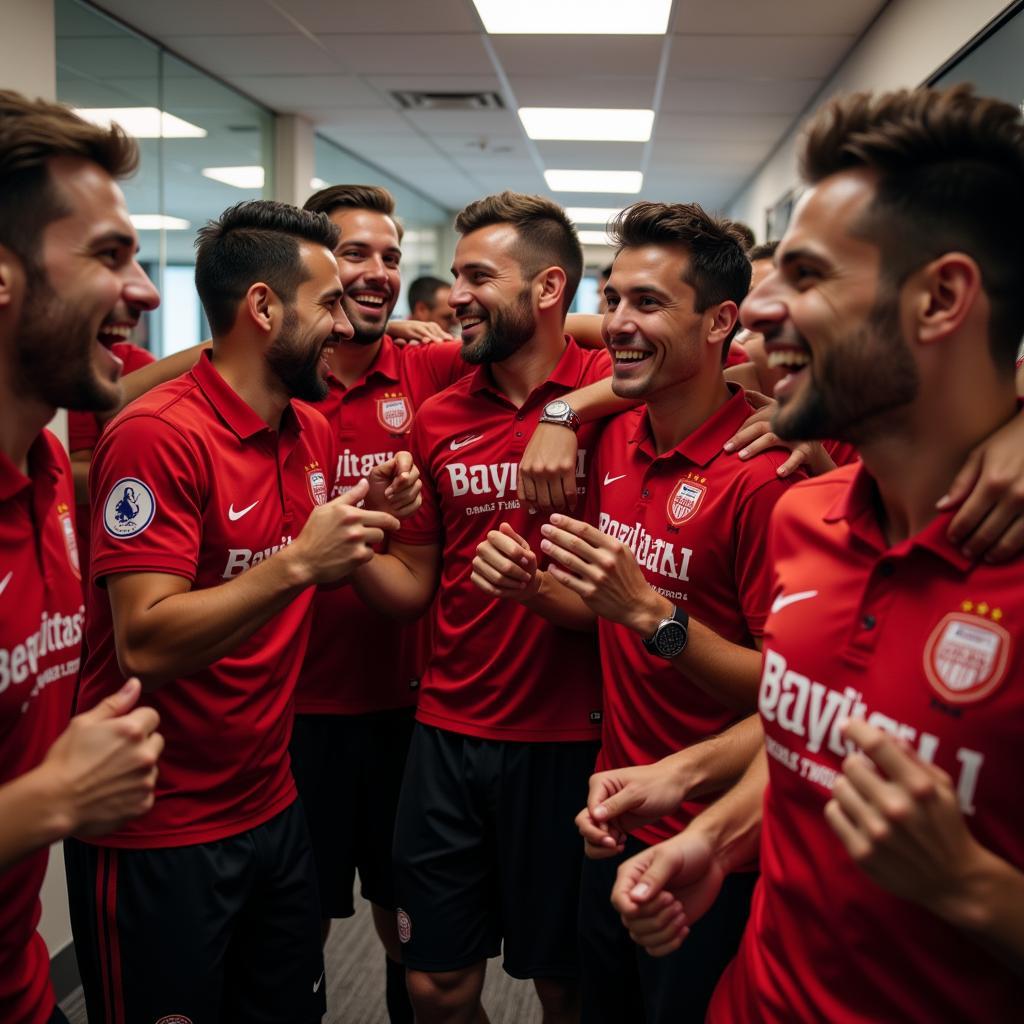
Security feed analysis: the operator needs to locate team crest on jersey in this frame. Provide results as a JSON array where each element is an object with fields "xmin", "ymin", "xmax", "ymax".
[
  {"xmin": 306, "ymin": 462, "xmax": 328, "ymax": 506},
  {"xmin": 377, "ymin": 392, "xmax": 412, "ymax": 433},
  {"xmin": 57, "ymin": 502, "xmax": 81, "ymax": 579},
  {"xmin": 397, "ymin": 908, "xmax": 412, "ymax": 943},
  {"xmin": 666, "ymin": 475, "xmax": 707, "ymax": 526},
  {"xmin": 102, "ymin": 477, "xmax": 156, "ymax": 538},
  {"xmin": 923, "ymin": 608, "xmax": 1011, "ymax": 705}
]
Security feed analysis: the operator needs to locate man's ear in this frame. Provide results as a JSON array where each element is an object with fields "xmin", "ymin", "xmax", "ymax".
[
  {"xmin": 706, "ymin": 300, "xmax": 739, "ymax": 346},
  {"xmin": 913, "ymin": 253, "xmax": 981, "ymax": 346},
  {"xmin": 244, "ymin": 282, "xmax": 276, "ymax": 334},
  {"xmin": 0, "ymin": 244, "xmax": 26, "ymax": 312},
  {"xmin": 536, "ymin": 266, "xmax": 568, "ymax": 313}
]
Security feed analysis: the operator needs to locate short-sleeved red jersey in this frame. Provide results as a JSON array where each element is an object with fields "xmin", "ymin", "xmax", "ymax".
[
  {"xmin": 77, "ymin": 352, "xmax": 335, "ymax": 848},
  {"xmin": 68, "ymin": 342, "xmax": 157, "ymax": 585},
  {"xmin": 592, "ymin": 388, "xmax": 796, "ymax": 844},
  {"xmin": 396, "ymin": 338, "xmax": 609, "ymax": 742},
  {"xmin": 0, "ymin": 431, "xmax": 83, "ymax": 1024},
  {"xmin": 711, "ymin": 463, "xmax": 1024, "ymax": 1023},
  {"xmin": 296, "ymin": 338, "xmax": 467, "ymax": 715}
]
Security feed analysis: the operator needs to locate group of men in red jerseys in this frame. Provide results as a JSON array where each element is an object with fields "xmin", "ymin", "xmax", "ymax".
[{"xmin": 2, "ymin": 80, "xmax": 1024, "ymax": 1024}]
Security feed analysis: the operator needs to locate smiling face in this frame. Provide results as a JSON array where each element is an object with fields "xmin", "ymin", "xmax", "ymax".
[
  {"xmin": 266, "ymin": 241, "xmax": 352, "ymax": 401},
  {"xmin": 11, "ymin": 155, "xmax": 160, "ymax": 412},
  {"xmin": 450, "ymin": 223, "xmax": 537, "ymax": 365},
  {"xmin": 327, "ymin": 207, "xmax": 401, "ymax": 346},
  {"xmin": 740, "ymin": 169, "xmax": 918, "ymax": 443},
  {"xmin": 602, "ymin": 244, "xmax": 721, "ymax": 400}
]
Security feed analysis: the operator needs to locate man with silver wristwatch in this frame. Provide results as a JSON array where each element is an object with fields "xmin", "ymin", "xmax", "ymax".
[{"xmin": 472, "ymin": 200, "xmax": 796, "ymax": 1023}]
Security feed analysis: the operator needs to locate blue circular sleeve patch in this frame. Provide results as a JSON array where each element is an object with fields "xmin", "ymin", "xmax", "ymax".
[{"xmin": 102, "ymin": 476, "xmax": 157, "ymax": 538}]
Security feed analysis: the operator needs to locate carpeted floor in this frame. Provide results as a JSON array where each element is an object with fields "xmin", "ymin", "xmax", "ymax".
[{"xmin": 60, "ymin": 895, "xmax": 544, "ymax": 1022}]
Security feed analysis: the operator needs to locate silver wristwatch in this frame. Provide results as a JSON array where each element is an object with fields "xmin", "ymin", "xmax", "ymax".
[
  {"xmin": 642, "ymin": 605, "xmax": 690, "ymax": 659},
  {"xmin": 539, "ymin": 399, "xmax": 581, "ymax": 433}
]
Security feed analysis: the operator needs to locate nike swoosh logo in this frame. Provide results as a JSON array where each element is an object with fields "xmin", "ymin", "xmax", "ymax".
[
  {"xmin": 603, "ymin": 473, "xmax": 627, "ymax": 486},
  {"xmin": 0, "ymin": 571, "xmax": 11, "ymax": 595},
  {"xmin": 313, "ymin": 971, "xmax": 324, "ymax": 994},
  {"xmin": 450, "ymin": 434, "xmax": 483, "ymax": 451},
  {"xmin": 770, "ymin": 590, "xmax": 818, "ymax": 615},
  {"xmin": 228, "ymin": 500, "xmax": 260, "ymax": 521}
]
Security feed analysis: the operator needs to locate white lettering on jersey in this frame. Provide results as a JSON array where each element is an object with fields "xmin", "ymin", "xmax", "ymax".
[
  {"xmin": 0, "ymin": 604, "xmax": 85, "ymax": 696},
  {"xmin": 222, "ymin": 535, "xmax": 294, "ymax": 579},
  {"xmin": 446, "ymin": 451, "xmax": 589, "ymax": 503},
  {"xmin": 759, "ymin": 648, "xmax": 984, "ymax": 813},
  {"xmin": 597, "ymin": 512, "xmax": 692, "ymax": 584},
  {"xmin": 333, "ymin": 449, "xmax": 396, "ymax": 495}
]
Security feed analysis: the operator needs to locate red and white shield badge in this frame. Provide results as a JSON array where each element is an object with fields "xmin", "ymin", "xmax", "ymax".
[
  {"xmin": 377, "ymin": 395, "xmax": 412, "ymax": 433},
  {"xmin": 666, "ymin": 478, "xmax": 706, "ymax": 526},
  {"xmin": 307, "ymin": 467, "xmax": 328, "ymax": 506},
  {"xmin": 923, "ymin": 612, "xmax": 1011, "ymax": 705}
]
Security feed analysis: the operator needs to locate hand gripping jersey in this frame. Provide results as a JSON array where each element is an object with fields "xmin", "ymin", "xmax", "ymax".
[
  {"xmin": 295, "ymin": 338, "xmax": 467, "ymax": 715},
  {"xmin": 396, "ymin": 339, "xmax": 610, "ymax": 742},
  {"xmin": 0, "ymin": 431, "xmax": 84, "ymax": 1024},
  {"xmin": 592, "ymin": 388, "xmax": 797, "ymax": 843},
  {"xmin": 711, "ymin": 464, "xmax": 1024, "ymax": 1023},
  {"xmin": 77, "ymin": 352, "xmax": 336, "ymax": 848}
]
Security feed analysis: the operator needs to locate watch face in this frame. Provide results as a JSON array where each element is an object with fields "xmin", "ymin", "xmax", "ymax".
[
  {"xmin": 545, "ymin": 400, "xmax": 569, "ymax": 418},
  {"xmin": 655, "ymin": 621, "xmax": 688, "ymax": 658}
]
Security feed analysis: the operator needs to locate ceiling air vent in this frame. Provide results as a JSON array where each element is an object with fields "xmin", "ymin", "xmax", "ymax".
[{"xmin": 392, "ymin": 90, "xmax": 505, "ymax": 111}]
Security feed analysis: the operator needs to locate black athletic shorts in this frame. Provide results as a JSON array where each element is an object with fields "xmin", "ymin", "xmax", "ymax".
[
  {"xmin": 393, "ymin": 723, "xmax": 599, "ymax": 979},
  {"xmin": 290, "ymin": 707, "xmax": 414, "ymax": 917},
  {"xmin": 65, "ymin": 802, "xmax": 326, "ymax": 1024},
  {"xmin": 578, "ymin": 835, "xmax": 757, "ymax": 1024}
]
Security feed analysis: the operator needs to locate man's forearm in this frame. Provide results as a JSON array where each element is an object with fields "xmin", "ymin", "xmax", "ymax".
[
  {"xmin": 522, "ymin": 570, "xmax": 596, "ymax": 631},
  {"xmin": 562, "ymin": 376, "xmax": 637, "ymax": 423},
  {"xmin": 352, "ymin": 550, "xmax": 436, "ymax": 620},
  {"xmin": 114, "ymin": 547, "xmax": 311, "ymax": 689},
  {"xmin": 663, "ymin": 714, "xmax": 764, "ymax": 803},
  {"xmin": 0, "ymin": 766, "xmax": 70, "ymax": 871}
]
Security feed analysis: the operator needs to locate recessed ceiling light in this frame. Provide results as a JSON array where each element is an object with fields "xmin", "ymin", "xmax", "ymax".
[
  {"xmin": 472, "ymin": 0, "xmax": 670, "ymax": 34},
  {"xmin": 74, "ymin": 107, "xmax": 206, "ymax": 138},
  {"xmin": 130, "ymin": 214, "xmax": 191, "ymax": 231},
  {"xmin": 201, "ymin": 166, "xmax": 266, "ymax": 189},
  {"xmin": 520, "ymin": 108, "xmax": 653, "ymax": 142},
  {"xmin": 310, "ymin": 177, "xmax": 329, "ymax": 190},
  {"xmin": 545, "ymin": 169, "xmax": 643, "ymax": 193},
  {"xmin": 565, "ymin": 206, "xmax": 624, "ymax": 225},
  {"xmin": 577, "ymin": 230, "xmax": 614, "ymax": 246}
]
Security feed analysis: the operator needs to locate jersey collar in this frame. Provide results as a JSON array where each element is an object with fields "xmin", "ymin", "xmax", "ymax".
[
  {"xmin": 191, "ymin": 349, "xmax": 298, "ymax": 440},
  {"xmin": 823, "ymin": 463, "xmax": 972, "ymax": 572},
  {"xmin": 0, "ymin": 430, "xmax": 62, "ymax": 503},
  {"xmin": 468, "ymin": 334, "xmax": 585, "ymax": 398},
  {"xmin": 630, "ymin": 383, "xmax": 751, "ymax": 467}
]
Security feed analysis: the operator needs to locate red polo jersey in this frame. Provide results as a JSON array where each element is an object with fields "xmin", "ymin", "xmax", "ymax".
[
  {"xmin": 0, "ymin": 431, "xmax": 83, "ymax": 1024},
  {"xmin": 593, "ymin": 388, "xmax": 795, "ymax": 844},
  {"xmin": 396, "ymin": 338, "xmax": 609, "ymax": 742},
  {"xmin": 68, "ymin": 342, "xmax": 157, "ymax": 585},
  {"xmin": 77, "ymin": 351, "xmax": 335, "ymax": 848},
  {"xmin": 711, "ymin": 463, "xmax": 1024, "ymax": 1023},
  {"xmin": 296, "ymin": 337, "xmax": 467, "ymax": 715}
]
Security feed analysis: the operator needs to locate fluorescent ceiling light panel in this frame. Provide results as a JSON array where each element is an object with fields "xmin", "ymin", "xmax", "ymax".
[
  {"xmin": 130, "ymin": 214, "xmax": 191, "ymax": 231},
  {"xmin": 202, "ymin": 166, "xmax": 266, "ymax": 189},
  {"xmin": 472, "ymin": 0, "xmax": 670, "ymax": 34},
  {"xmin": 520, "ymin": 108, "xmax": 653, "ymax": 142},
  {"xmin": 566, "ymin": 206, "xmax": 624, "ymax": 225},
  {"xmin": 577, "ymin": 230, "xmax": 613, "ymax": 246},
  {"xmin": 74, "ymin": 107, "xmax": 206, "ymax": 138},
  {"xmin": 545, "ymin": 169, "xmax": 643, "ymax": 193}
]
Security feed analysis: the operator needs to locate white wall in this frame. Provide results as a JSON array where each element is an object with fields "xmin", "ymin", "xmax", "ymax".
[{"xmin": 728, "ymin": 0, "xmax": 1013, "ymax": 235}]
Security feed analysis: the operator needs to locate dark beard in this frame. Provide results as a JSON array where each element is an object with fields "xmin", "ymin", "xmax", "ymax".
[
  {"xmin": 773, "ymin": 294, "xmax": 918, "ymax": 444},
  {"xmin": 14, "ymin": 266, "xmax": 120, "ymax": 412},
  {"xmin": 460, "ymin": 287, "xmax": 535, "ymax": 365},
  {"xmin": 266, "ymin": 308, "xmax": 329, "ymax": 402}
]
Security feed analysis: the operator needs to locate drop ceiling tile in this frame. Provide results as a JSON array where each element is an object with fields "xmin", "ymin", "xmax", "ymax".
[
  {"xmin": 318, "ymin": 34, "xmax": 493, "ymax": 75},
  {"xmin": 161, "ymin": 34, "xmax": 343, "ymax": 76},
  {"xmin": 674, "ymin": 0, "xmax": 886, "ymax": 36},
  {"xmin": 510, "ymin": 75, "xmax": 656, "ymax": 108},
  {"xmin": 366, "ymin": 74, "xmax": 503, "ymax": 95},
  {"xmin": 491, "ymin": 36, "xmax": 664, "ymax": 77},
  {"xmin": 86, "ymin": 0, "xmax": 292, "ymax": 36},
  {"xmin": 229, "ymin": 75, "xmax": 380, "ymax": 110},
  {"xmin": 319, "ymin": 131, "xmax": 449, "ymax": 159},
  {"xmin": 274, "ymin": 0, "xmax": 481, "ymax": 34},
  {"xmin": 660, "ymin": 78, "xmax": 821, "ymax": 115},
  {"xmin": 666, "ymin": 34, "xmax": 854, "ymax": 79},
  {"xmin": 534, "ymin": 141, "xmax": 645, "ymax": 168},
  {"xmin": 315, "ymin": 109, "xmax": 413, "ymax": 132},
  {"xmin": 401, "ymin": 108, "xmax": 522, "ymax": 135},
  {"xmin": 654, "ymin": 112, "xmax": 794, "ymax": 143}
]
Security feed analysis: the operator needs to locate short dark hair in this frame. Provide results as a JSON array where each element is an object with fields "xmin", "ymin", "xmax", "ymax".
[
  {"xmin": 408, "ymin": 275, "xmax": 449, "ymax": 309},
  {"xmin": 749, "ymin": 240, "xmax": 779, "ymax": 262},
  {"xmin": 801, "ymin": 84, "xmax": 1024, "ymax": 366},
  {"xmin": 303, "ymin": 183, "xmax": 404, "ymax": 242},
  {"xmin": 610, "ymin": 201, "xmax": 752, "ymax": 313},
  {"xmin": 0, "ymin": 89, "xmax": 138, "ymax": 267},
  {"xmin": 195, "ymin": 201, "xmax": 340, "ymax": 335},
  {"xmin": 730, "ymin": 220, "xmax": 756, "ymax": 250},
  {"xmin": 455, "ymin": 192, "xmax": 583, "ymax": 314},
  {"xmin": 599, "ymin": 263, "xmax": 614, "ymax": 280}
]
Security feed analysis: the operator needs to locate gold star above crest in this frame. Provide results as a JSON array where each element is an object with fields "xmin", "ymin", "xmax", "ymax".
[{"xmin": 961, "ymin": 600, "xmax": 974, "ymax": 613}]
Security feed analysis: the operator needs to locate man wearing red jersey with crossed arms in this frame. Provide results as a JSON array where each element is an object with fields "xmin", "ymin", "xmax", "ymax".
[{"xmin": 612, "ymin": 85, "xmax": 1024, "ymax": 1022}]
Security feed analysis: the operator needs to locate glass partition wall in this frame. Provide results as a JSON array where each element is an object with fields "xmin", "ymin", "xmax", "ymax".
[{"xmin": 55, "ymin": 0, "xmax": 274, "ymax": 356}]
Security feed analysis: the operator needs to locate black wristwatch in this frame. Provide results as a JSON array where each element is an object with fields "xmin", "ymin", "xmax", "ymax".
[
  {"xmin": 539, "ymin": 399, "xmax": 581, "ymax": 433},
  {"xmin": 642, "ymin": 605, "xmax": 690, "ymax": 659}
]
